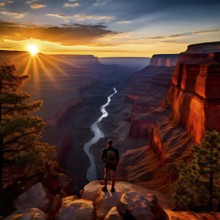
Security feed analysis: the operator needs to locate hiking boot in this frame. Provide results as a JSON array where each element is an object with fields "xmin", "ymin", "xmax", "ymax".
[
  {"xmin": 110, "ymin": 187, "xmax": 115, "ymax": 193},
  {"xmin": 102, "ymin": 186, "xmax": 108, "ymax": 192}
]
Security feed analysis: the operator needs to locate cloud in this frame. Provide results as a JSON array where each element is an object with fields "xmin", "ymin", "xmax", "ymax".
[
  {"xmin": 73, "ymin": 14, "xmax": 115, "ymax": 22},
  {"xmin": 149, "ymin": 32, "xmax": 194, "ymax": 40},
  {"xmin": 26, "ymin": 0, "xmax": 39, "ymax": 4},
  {"xmin": 0, "ymin": 11, "xmax": 27, "ymax": 18},
  {"xmin": 63, "ymin": 3, "xmax": 80, "ymax": 7},
  {"xmin": 47, "ymin": 13, "xmax": 115, "ymax": 22},
  {"xmin": 195, "ymin": 29, "xmax": 220, "ymax": 34},
  {"xmin": 0, "ymin": 3, "xmax": 5, "ymax": 6},
  {"xmin": 94, "ymin": 0, "xmax": 108, "ymax": 6},
  {"xmin": 117, "ymin": 20, "xmax": 131, "ymax": 24},
  {"xmin": 0, "ymin": 21, "xmax": 118, "ymax": 46},
  {"xmin": 147, "ymin": 28, "xmax": 220, "ymax": 40},
  {"xmin": 47, "ymin": 13, "xmax": 68, "ymax": 19},
  {"xmin": 30, "ymin": 3, "xmax": 46, "ymax": 9}
]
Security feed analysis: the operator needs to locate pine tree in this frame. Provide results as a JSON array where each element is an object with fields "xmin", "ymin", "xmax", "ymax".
[
  {"xmin": 172, "ymin": 130, "xmax": 220, "ymax": 211},
  {"xmin": 0, "ymin": 64, "xmax": 58, "ymax": 192}
]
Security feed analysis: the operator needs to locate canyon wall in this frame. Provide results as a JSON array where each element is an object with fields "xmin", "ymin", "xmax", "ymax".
[
  {"xmin": 149, "ymin": 54, "xmax": 179, "ymax": 67},
  {"xmin": 186, "ymin": 41, "xmax": 220, "ymax": 54},
  {"xmin": 52, "ymin": 54, "xmax": 101, "ymax": 66},
  {"xmin": 100, "ymin": 57, "xmax": 150, "ymax": 70},
  {"xmin": 165, "ymin": 51, "xmax": 220, "ymax": 143},
  {"xmin": 127, "ymin": 54, "xmax": 179, "ymax": 140}
]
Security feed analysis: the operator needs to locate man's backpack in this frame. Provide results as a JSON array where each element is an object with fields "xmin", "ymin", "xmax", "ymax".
[{"xmin": 106, "ymin": 149, "xmax": 117, "ymax": 167}]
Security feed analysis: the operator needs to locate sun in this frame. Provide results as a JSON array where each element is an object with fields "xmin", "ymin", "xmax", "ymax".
[{"xmin": 27, "ymin": 44, "xmax": 39, "ymax": 56}]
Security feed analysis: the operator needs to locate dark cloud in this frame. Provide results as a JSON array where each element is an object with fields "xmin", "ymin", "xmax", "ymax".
[
  {"xmin": 1, "ymin": 0, "xmax": 220, "ymax": 26},
  {"xmin": 105, "ymin": 0, "xmax": 220, "ymax": 25},
  {"xmin": 195, "ymin": 29, "xmax": 220, "ymax": 34},
  {"xmin": 148, "ymin": 29, "xmax": 220, "ymax": 40},
  {"xmin": 0, "ymin": 21, "xmax": 118, "ymax": 45}
]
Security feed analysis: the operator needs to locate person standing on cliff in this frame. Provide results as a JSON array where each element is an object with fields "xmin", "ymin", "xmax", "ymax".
[{"xmin": 102, "ymin": 139, "xmax": 119, "ymax": 192}]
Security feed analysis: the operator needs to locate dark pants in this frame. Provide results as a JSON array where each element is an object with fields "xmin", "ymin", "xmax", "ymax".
[{"xmin": 104, "ymin": 167, "xmax": 116, "ymax": 189}]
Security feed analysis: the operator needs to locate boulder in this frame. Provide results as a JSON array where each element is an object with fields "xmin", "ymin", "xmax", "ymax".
[
  {"xmin": 118, "ymin": 191, "xmax": 155, "ymax": 220},
  {"xmin": 95, "ymin": 189, "xmax": 121, "ymax": 220},
  {"xmin": 14, "ymin": 182, "xmax": 53, "ymax": 212},
  {"xmin": 81, "ymin": 181, "xmax": 101, "ymax": 201},
  {"xmin": 104, "ymin": 207, "xmax": 123, "ymax": 220},
  {"xmin": 55, "ymin": 199, "xmax": 94, "ymax": 220},
  {"xmin": 5, "ymin": 208, "xmax": 47, "ymax": 220},
  {"xmin": 81, "ymin": 181, "xmax": 168, "ymax": 220},
  {"xmin": 118, "ymin": 191, "xmax": 168, "ymax": 220}
]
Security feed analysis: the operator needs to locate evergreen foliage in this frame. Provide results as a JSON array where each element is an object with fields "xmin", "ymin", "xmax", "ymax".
[
  {"xmin": 172, "ymin": 130, "xmax": 220, "ymax": 211},
  {"xmin": 0, "ymin": 64, "xmax": 58, "ymax": 191}
]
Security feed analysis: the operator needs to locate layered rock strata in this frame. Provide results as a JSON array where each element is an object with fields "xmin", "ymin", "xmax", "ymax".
[
  {"xmin": 165, "ymin": 52, "xmax": 220, "ymax": 143},
  {"xmin": 150, "ymin": 54, "xmax": 179, "ymax": 67}
]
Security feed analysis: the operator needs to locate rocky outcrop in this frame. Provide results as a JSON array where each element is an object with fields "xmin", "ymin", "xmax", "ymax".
[
  {"xmin": 14, "ymin": 182, "xmax": 53, "ymax": 212},
  {"xmin": 118, "ymin": 191, "xmax": 167, "ymax": 220},
  {"xmin": 55, "ymin": 198, "xmax": 94, "ymax": 220},
  {"xmin": 7, "ymin": 181, "xmax": 167, "ymax": 220},
  {"xmin": 5, "ymin": 208, "xmax": 47, "ymax": 220},
  {"xmin": 165, "ymin": 52, "xmax": 220, "ymax": 143},
  {"xmin": 82, "ymin": 181, "xmax": 168, "ymax": 220},
  {"xmin": 150, "ymin": 54, "xmax": 179, "ymax": 67}
]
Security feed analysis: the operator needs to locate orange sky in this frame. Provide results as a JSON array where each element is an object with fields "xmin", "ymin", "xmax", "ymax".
[{"xmin": 0, "ymin": 0, "xmax": 220, "ymax": 57}]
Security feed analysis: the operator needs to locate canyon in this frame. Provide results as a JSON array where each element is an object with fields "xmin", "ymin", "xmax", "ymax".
[
  {"xmin": 1, "ymin": 42, "xmax": 220, "ymax": 217},
  {"xmin": 0, "ymin": 50, "xmax": 149, "ymax": 190},
  {"xmin": 3, "ymin": 42, "xmax": 220, "ymax": 190},
  {"xmin": 85, "ymin": 42, "xmax": 220, "ymax": 205}
]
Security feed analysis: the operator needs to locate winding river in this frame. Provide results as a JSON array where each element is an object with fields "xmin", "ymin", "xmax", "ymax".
[{"xmin": 83, "ymin": 87, "xmax": 117, "ymax": 181}]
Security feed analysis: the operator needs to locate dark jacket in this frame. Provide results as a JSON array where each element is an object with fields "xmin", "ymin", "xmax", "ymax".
[{"xmin": 102, "ymin": 146, "xmax": 119, "ymax": 170}]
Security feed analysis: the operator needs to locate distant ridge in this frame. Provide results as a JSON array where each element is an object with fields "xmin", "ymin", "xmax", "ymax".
[{"xmin": 186, "ymin": 41, "xmax": 220, "ymax": 53}]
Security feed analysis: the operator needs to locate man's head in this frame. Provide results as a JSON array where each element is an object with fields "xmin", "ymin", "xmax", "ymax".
[{"xmin": 107, "ymin": 139, "xmax": 113, "ymax": 146}]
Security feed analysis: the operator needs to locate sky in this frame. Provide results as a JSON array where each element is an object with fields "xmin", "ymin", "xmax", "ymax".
[{"xmin": 0, "ymin": 0, "xmax": 220, "ymax": 57}]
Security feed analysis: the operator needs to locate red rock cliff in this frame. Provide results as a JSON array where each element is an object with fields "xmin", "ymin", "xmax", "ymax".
[{"xmin": 165, "ymin": 51, "xmax": 220, "ymax": 143}]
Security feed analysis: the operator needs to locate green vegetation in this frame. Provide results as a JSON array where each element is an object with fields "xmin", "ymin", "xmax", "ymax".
[
  {"xmin": 0, "ymin": 64, "xmax": 58, "ymax": 192},
  {"xmin": 172, "ymin": 130, "xmax": 220, "ymax": 211}
]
